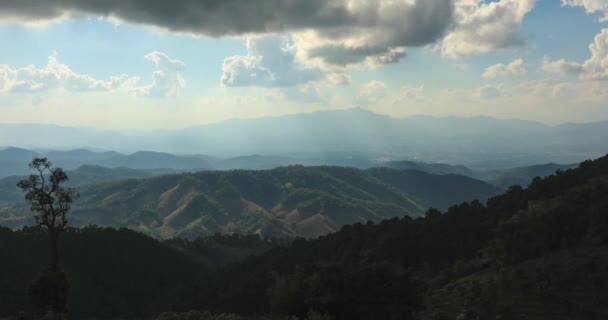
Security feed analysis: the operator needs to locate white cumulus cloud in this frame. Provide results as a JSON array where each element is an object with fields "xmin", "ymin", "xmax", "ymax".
[
  {"xmin": 581, "ymin": 28, "xmax": 608, "ymax": 80},
  {"xmin": 474, "ymin": 84, "xmax": 505, "ymax": 100},
  {"xmin": 483, "ymin": 58, "xmax": 526, "ymax": 78},
  {"xmin": 541, "ymin": 57, "xmax": 583, "ymax": 75},
  {"xmin": 441, "ymin": 0, "xmax": 536, "ymax": 58},
  {"xmin": 0, "ymin": 51, "xmax": 186, "ymax": 98},
  {"xmin": 354, "ymin": 80, "xmax": 388, "ymax": 106},
  {"xmin": 562, "ymin": 0, "xmax": 608, "ymax": 22},
  {"xmin": 137, "ymin": 51, "xmax": 186, "ymax": 98},
  {"xmin": 541, "ymin": 29, "xmax": 608, "ymax": 81},
  {"xmin": 220, "ymin": 35, "xmax": 322, "ymax": 88},
  {"xmin": 0, "ymin": 52, "xmax": 137, "ymax": 94}
]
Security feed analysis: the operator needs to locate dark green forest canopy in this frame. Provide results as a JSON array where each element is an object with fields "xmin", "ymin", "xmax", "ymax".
[{"xmin": 1, "ymin": 154, "xmax": 608, "ymax": 319}]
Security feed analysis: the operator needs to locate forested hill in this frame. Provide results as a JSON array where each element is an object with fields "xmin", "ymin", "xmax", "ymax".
[
  {"xmin": 1, "ymin": 154, "xmax": 607, "ymax": 319},
  {"xmin": 173, "ymin": 153, "xmax": 608, "ymax": 319},
  {"xmin": 2, "ymin": 166, "xmax": 502, "ymax": 239}
]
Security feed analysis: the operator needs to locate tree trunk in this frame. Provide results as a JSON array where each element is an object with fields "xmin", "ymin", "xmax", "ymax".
[{"xmin": 50, "ymin": 229, "xmax": 59, "ymax": 272}]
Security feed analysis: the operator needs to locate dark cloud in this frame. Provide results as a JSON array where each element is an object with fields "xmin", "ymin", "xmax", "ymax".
[
  {"xmin": 307, "ymin": 45, "xmax": 406, "ymax": 66},
  {"xmin": 0, "ymin": 0, "xmax": 452, "ymax": 43},
  {"xmin": 0, "ymin": 0, "xmax": 456, "ymax": 69},
  {"xmin": 0, "ymin": 0, "xmax": 362, "ymax": 35},
  {"xmin": 308, "ymin": 45, "xmax": 392, "ymax": 66}
]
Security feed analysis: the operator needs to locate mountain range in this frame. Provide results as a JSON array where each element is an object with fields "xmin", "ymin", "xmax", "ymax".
[
  {"xmin": 1, "ymin": 153, "xmax": 606, "ymax": 319},
  {"xmin": 2, "ymin": 109, "xmax": 607, "ymax": 169},
  {"xmin": 0, "ymin": 145, "xmax": 588, "ymax": 189}
]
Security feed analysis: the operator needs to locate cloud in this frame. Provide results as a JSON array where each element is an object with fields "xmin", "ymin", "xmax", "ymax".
[
  {"xmin": 1, "ymin": 0, "xmax": 539, "ymax": 91},
  {"xmin": 1, "ymin": 0, "xmax": 538, "ymax": 75},
  {"xmin": 441, "ymin": 0, "xmax": 536, "ymax": 58},
  {"xmin": 137, "ymin": 51, "xmax": 186, "ymax": 98},
  {"xmin": 482, "ymin": 58, "xmax": 526, "ymax": 78},
  {"xmin": 354, "ymin": 80, "xmax": 388, "ymax": 106},
  {"xmin": 581, "ymin": 28, "xmax": 608, "ymax": 80},
  {"xmin": 0, "ymin": 0, "xmax": 453, "ymax": 68},
  {"xmin": 0, "ymin": 0, "xmax": 354, "ymax": 35},
  {"xmin": 541, "ymin": 57, "xmax": 583, "ymax": 75},
  {"xmin": 0, "ymin": 0, "xmax": 453, "ymax": 40},
  {"xmin": 514, "ymin": 79, "xmax": 608, "ymax": 103},
  {"xmin": 326, "ymin": 73, "xmax": 351, "ymax": 86},
  {"xmin": 474, "ymin": 84, "xmax": 505, "ymax": 100},
  {"xmin": 542, "ymin": 29, "xmax": 608, "ymax": 80},
  {"xmin": 396, "ymin": 85, "xmax": 427, "ymax": 102},
  {"xmin": 278, "ymin": 83, "xmax": 329, "ymax": 105},
  {"xmin": 562, "ymin": 0, "xmax": 608, "ymax": 22},
  {"xmin": 290, "ymin": 0, "xmax": 453, "ymax": 69},
  {"xmin": 0, "ymin": 51, "xmax": 185, "ymax": 98},
  {"xmin": 0, "ymin": 52, "xmax": 137, "ymax": 93},
  {"xmin": 354, "ymin": 81, "xmax": 427, "ymax": 109},
  {"xmin": 221, "ymin": 35, "xmax": 322, "ymax": 88}
]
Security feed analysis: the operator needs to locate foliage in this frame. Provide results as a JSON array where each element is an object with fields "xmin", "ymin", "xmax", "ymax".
[
  {"xmin": 17, "ymin": 158, "xmax": 79, "ymax": 233},
  {"xmin": 16, "ymin": 158, "xmax": 79, "ymax": 273}
]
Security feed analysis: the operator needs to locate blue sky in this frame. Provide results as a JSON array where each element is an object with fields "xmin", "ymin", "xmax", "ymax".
[{"xmin": 0, "ymin": 0, "xmax": 607, "ymax": 128}]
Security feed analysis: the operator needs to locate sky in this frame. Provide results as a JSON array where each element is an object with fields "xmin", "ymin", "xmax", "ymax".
[{"xmin": 0, "ymin": 0, "xmax": 607, "ymax": 129}]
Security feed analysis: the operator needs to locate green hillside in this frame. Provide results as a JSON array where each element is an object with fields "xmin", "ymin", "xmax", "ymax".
[{"xmin": 0, "ymin": 165, "xmax": 500, "ymax": 239}]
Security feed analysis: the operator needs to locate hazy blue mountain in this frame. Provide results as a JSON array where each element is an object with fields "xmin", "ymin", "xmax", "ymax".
[
  {"xmin": 45, "ymin": 149, "xmax": 122, "ymax": 169},
  {"xmin": 0, "ymin": 123, "xmax": 133, "ymax": 151},
  {"xmin": 0, "ymin": 147, "xmax": 41, "ymax": 178},
  {"xmin": 2, "ymin": 109, "xmax": 607, "ymax": 169},
  {"xmin": 0, "ymin": 148, "xmax": 212, "ymax": 178},
  {"xmin": 383, "ymin": 160, "xmax": 583, "ymax": 190},
  {"xmin": 384, "ymin": 160, "xmax": 477, "ymax": 177},
  {"xmin": 481, "ymin": 163, "xmax": 578, "ymax": 189},
  {"xmin": 205, "ymin": 155, "xmax": 292, "ymax": 170},
  {"xmin": 100, "ymin": 151, "xmax": 210, "ymax": 170}
]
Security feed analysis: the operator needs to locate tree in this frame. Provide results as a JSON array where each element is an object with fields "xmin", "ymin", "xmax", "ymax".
[
  {"xmin": 17, "ymin": 158, "xmax": 79, "ymax": 316},
  {"xmin": 17, "ymin": 157, "xmax": 79, "ymax": 272}
]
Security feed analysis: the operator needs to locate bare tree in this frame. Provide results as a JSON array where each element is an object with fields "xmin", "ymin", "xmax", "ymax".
[{"xmin": 17, "ymin": 157, "xmax": 79, "ymax": 272}]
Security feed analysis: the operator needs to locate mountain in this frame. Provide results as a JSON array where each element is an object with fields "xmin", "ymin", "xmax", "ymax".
[
  {"xmin": 0, "ymin": 148, "xmax": 212, "ymax": 178},
  {"xmin": 44, "ymin": 149, "xmax": 123, "ymax": 169},
  {"xmin": 481, "ymin": 163, "xmax": 578, "ymax": 188},
  {"xmin": 0, "ymin": 166, "xmax": 502, "ymax": 239},
  {"xmin": 366, "ymin": 168, "xmax": 499, "ymax": 209},
  {"xmin": 0, "ymin": 147, "xmax": 41, "ymax": 178},
  {"xmin": 384, "ymin": 160, "xmax": 477, "ymax": 177},
  {"xmin": 0, "ymin": 146, "xmax": 380, "ymax": 179},
  {"xmin": 2, "ymin": 154, "xmax": 606, "ymax": 319},
  {"xmin": 165, "ymin": 153, "xmax": 608, "ymax": 319},
  {"xmin": 384, "ymin": 160, "xmax": 586, "ymax": 190},
  {"xmin": 100, "ymin": 151, "xmax": 210, "ymax": 170},
  {"xmin": 0, "ymin": 155, "xmax": 606, "ymax": 319},
  {"xmin": 2, "ymin": 109, "xmax": 607, "ymax": 169},
  {"xmin": 0, "ymin": 165, "xmax": 186, "ymax": 204}
]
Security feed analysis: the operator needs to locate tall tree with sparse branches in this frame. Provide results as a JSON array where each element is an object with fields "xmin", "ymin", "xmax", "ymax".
[{"xmin": 17, "ymin": 157, "xmax": 79, "ymax": 272}]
